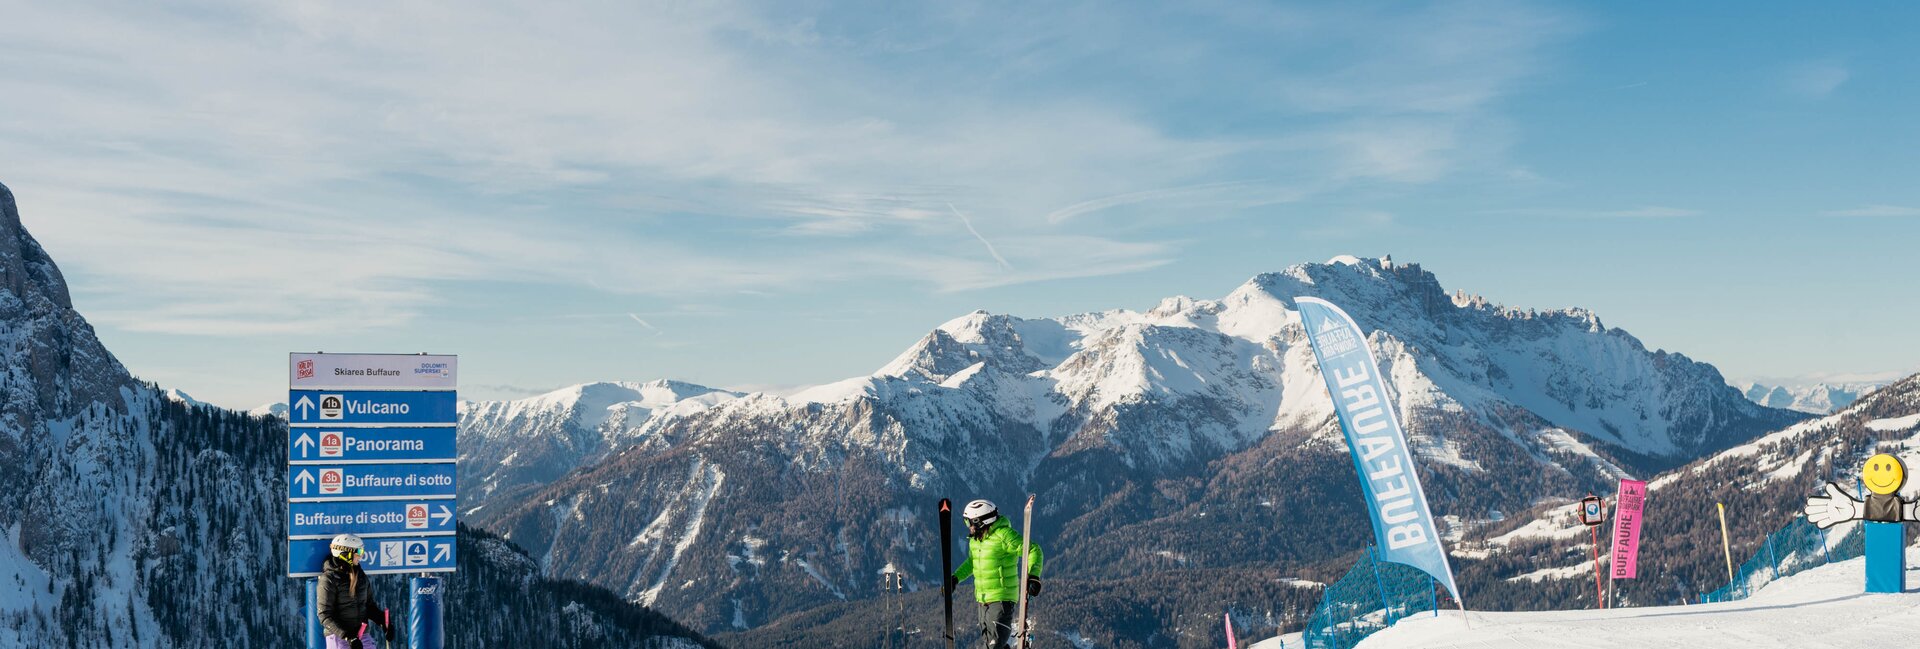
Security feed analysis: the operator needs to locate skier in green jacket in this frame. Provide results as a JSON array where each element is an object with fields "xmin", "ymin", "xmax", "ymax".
[{"xmin": 948, "ymin": 499, "xmax": 1043, "ymax": 649}]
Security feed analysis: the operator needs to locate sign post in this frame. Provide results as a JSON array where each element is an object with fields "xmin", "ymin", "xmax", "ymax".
[
  {"xmin": 287, "ymin": 353, "xmax": 458, "ymax": 647},
  {"xmin": 410, "ymin": 576, "xmax": 445, "ymax": 649},
  {"xmin": 1718, "ymin": 502, "xmax": 1734, "ymax": 583},
  {"xmin": 1577, "ymin": 494, "xmax": 1607, "ymax": 609}
]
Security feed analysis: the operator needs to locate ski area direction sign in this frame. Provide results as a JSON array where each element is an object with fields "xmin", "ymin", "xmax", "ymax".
[
  {"xmin": 290, "ymin": 353, "xmax": 457, "ymax": 390},
  {"xmin": 288, "ymin": 535, "xmax": 457, "ymax": 577},
  {"xmin": 287, "ymin": 390, "xmax": 457, "ymax": 427},
  {"xmin": 285, "ymin": 352, "xmax": 459, "ymax": 577},
  {"xmin": 288, "ymin": 463, "xmax": 458, "ymax": 502},
  {"xmin": 289, "ymin": 500, "xmax": 457, "ymax": 538},
  {"xmin": 288, "ymin": 427, "xmax": 458, "ymax": 464}
]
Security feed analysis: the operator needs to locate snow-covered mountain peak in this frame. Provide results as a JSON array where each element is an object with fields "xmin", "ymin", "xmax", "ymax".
[
  {"xmin": 844, "ymin": 256, "xmax": 1795, "ymax": 464},
  {"xmin": 249, "ymin": 402, "xmax": 289, "ymax": 419},
  {"xmin": 876, "ymin": 310, "xmax": 1076, "ymax": 381},
  {"xmin": 480, "ymin": 380, "xmax": 743, "ymax": 428},
  {"xmin": 163, "ymin": 388, "xmax": 205, "ymax": 407},
  {"xmin": 786, "ymin": 376, "xmax": 881, "ymax": 404},
  {"xmin": 1739, "ymin": 381, "xmax": 1887, "ymax": 414},
  {"xmin": 458, "ymin": 379, "xmax": 747, "ymax": 515}
]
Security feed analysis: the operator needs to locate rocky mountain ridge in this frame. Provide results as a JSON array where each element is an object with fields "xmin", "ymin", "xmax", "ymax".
[{"xmin": 459, "ymin": 254, "xmax": 1806, "ymax": 645}]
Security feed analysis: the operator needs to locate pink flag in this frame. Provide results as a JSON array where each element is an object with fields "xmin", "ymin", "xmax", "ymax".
[
  {"xmin": 1609, "ymin": 479, "xmax": 1648, "ymax": 579},
  {"xmin": 1225, "ymin": 611, "xmax": 1238, "ymax": 649}
]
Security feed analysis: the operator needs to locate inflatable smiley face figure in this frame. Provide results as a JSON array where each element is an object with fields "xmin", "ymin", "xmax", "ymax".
[
  {"xmin": 1806, "ymin": 453, "xmax": 1915, "ymax": 527},
  {"xmin": 1805, "ymin": 453, "xmax": 1916, "ymax": 593}
]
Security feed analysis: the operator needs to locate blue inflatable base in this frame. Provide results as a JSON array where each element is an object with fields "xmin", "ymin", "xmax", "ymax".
[{"xmin": 1865, "ymin": 521, "xmax": 1905, "ymax": 593}]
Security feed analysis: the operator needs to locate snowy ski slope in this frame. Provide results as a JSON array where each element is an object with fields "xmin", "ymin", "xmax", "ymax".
[{"xmin": 1251, "ymin": 546, "xmax": 1920, "ymax": 648}]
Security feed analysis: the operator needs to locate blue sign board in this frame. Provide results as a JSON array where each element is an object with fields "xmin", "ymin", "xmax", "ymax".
[
  {"xmin": 287, "ymin": 390, "xmax": 458, "ymax": 426},
  {"xmin": 290, "ymin": 500, "xmax": 457, "ymax": 538},
  {"xmin": 288, "ymin": 427, "xmax": 458, "ymax": 463},
  {"xmin": 286, "ymin": 353, "xmax": 460, "ymax": 579},
  {"xmin": 288, "ymin": 463, "xmax": 457, "ymax": 502},
  {"xmin": 289, "ymin": 535, "xmax": 457, "ymax": 577}
]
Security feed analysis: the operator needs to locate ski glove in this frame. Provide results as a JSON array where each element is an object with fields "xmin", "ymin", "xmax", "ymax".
[
  {"xmin": 349, "ymin": 638, "xmax": 364, "ymax": 649},
  {"xmin": 1803, "ymin": 482, "xmax": 1865, "ymax": 529},
  {"xmin": 945, "ymin": 575, "xmax": 959, "ymax": 594},
  {"xmin": 1026, "ymin": 576, "xmax": 1042, "ymax": 598}
]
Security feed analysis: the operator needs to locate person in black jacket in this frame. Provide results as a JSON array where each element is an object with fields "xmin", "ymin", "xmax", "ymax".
[{"xmin": 318, "ymin": 534, "xmax": 395, "ymax": 649}]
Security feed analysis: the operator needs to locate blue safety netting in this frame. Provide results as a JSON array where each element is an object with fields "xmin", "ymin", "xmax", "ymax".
[
  {"xmin": 1699, "ymin": 516, "xmax": 1861, "ymax": 603},
  {"xmin": 1299, "ymin": 546, "xmax": 1439, "ymax": 649}
]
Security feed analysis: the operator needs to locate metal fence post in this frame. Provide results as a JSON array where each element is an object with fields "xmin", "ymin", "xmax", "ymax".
[
  {"xmin": 1366, "ymin": 546, "xmax": 1394, "ymax": 627},
  {"xmin": 1819, "ymin": 524, "xmax": 1833, "ymax": 564},
  {"xmin": 1765, "ymin": 534, "xmax": 1779, "ymax": 582}
]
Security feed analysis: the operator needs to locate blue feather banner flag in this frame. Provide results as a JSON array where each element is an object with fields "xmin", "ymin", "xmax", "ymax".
[{"xmin": 1296, "ymin": 296, "xmax": 1461, "ymax": 602}]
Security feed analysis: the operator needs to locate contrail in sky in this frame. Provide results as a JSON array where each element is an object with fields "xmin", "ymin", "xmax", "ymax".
[{"xmin": 947, "ymin": 203, "xmax": 1012, "ymax": 270}]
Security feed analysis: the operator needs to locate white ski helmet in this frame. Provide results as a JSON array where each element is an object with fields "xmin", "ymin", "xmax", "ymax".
[
  {"xmin": 331, "ymin": 533, "xmax": 365, "ymax": 558},
  {"xmin": 963, "ymin": 499, "xmax": 999, "ymax": 526}
]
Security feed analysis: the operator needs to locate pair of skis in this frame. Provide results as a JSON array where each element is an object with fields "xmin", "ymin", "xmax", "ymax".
[{"xmin": 941, "ymin": 495, "xmax": 1037, "ymax": 649}]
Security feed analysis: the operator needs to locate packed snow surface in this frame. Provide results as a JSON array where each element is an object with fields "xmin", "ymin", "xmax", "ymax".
[
  {"xmin": 1867, "ymin": 414, "xmax": 1920, "ymax": 432},
  {"xmin": 1338, "ymin": 547, "xmax": 1920, "ymax": 648}
]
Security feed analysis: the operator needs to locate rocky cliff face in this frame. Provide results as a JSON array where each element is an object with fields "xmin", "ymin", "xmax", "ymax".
[{"xmin": 0, "ymin": 182, "xmax": 712, "ymax": 648}]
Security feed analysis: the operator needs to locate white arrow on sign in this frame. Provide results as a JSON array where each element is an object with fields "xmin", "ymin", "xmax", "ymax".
[
  {"xmin": 294, "ymin": 470, "xmax": 315, "ymax": 494},
  {"xmin": 433, "ymin": 542, "xmax": 450, "ymax": 563},
  {"xmin": 433, "ymin": 505, "xmax": 453, "ymax": 526},
  {"xmin": 294, "ymin": 433, "xmax": 315, "ymax": 458},
  {"xmin": 294, "ymin": 395, "xmax": 315, "ymax": 419}
]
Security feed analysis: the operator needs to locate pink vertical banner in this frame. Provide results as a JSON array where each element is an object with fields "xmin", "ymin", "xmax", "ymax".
[
  {"xmin": 1224, "ymin": 611, "xmax": 1238, "ymax": 649},
  {"xmin": 1609, "ymin": 479, "xmax": 1648, "ymax": 579}
]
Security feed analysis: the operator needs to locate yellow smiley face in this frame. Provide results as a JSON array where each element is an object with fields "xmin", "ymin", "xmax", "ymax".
[{"xmin": 1863, "ymin": 453, "xmax": 1907, "ymax": 496}]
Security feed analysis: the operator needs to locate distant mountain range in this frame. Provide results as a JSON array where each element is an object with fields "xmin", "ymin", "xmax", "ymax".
[
  {"xmin": 1735, "ymin": 381, "xmax": 1888, "ymax": 414},
  {"xmin": 440, "ymin": 254, "xmax": 1805, "ymax": 646}
]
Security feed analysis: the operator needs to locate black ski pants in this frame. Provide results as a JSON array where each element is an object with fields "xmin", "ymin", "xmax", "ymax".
[{"xmin": 978, "ymin": 600, "xmax": 1015, "ymax": 649}]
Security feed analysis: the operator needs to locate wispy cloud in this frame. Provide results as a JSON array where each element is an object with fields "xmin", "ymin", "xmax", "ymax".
[
  {"xmin": 627, "ymin": 313, "xmax": 663, "ymax": 335},
  {"xmin": 1782, "ymin": 60, "xmax": 1851, "ymax": 98},
  {"xmin": 1044, "ymin": 181, "xmax": 1263, "ymax": 224},
  {"xmin": 1303, "ymin": 211, "xmax": 1397, "ymax": 239},
  {"xmin": 0, "ymin": 0, "xmax": 1579, "ymax": 336},
  {"xmin": 465, "ymin": 384, "xmax": 553, "ymax": 398},
  {"xmin": 1822, "ymin": 205, "xmax": 1920, "ymax": 217},
  {"xmin": 1491, "ymin": 206, "xmax": 1703, "ymax": 219},
  {"xmin": 947, "ymin": 203, "xmax": 1012, "ymax": 271}
]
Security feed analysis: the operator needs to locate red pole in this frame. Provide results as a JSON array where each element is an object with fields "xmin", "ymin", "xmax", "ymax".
[{"xmin": 1590, "ymin": 526, "xmax": 1606, "ymax": 609}]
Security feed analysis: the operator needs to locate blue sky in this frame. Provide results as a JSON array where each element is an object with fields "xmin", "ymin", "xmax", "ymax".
[{"xmin": 3, "ymin": 1, "xmax": 1916, "ymax": 409}]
